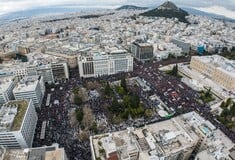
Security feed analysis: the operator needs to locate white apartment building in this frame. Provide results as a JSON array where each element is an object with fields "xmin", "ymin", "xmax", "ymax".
[
  {"xmin": 91, "ymin": 113, "xmax": 199, "ymax": 160},
  {"xmin": 13, "ymin": 75, "xmax": 45, "ymax": 108},
  {"xmin": 45, "ymin": 50, "xmax": 78, "ymax": 69},
  {"xmin": 90, "ymin": 111, "xmax": 234, "ymax": 160},
  {"xmin": 0, "ymin": 99, "xmax": 37, "ymax": 149},
  {"xmin": 51, "ymin": 62, "xmax": 69, "ymax": 82},
  {"xmin": 27, "ymin": 62, "xmax": 69, "ymax": 84},
  {"xmin": 0, "ymin": 61, "xmax": 69, "ymax": 84},
  {"xmin": 0, "ymin": 76, "xmax": 18, "ymax": 104},
  {"xmin": 27, "ymin": 64, "xmax": 54, "ymax": 84},
  {"xmin": 78, "ymin": 50, "xmax": 133, "ymax": 78},
  {"xmin": 183, "ymin": 112, "xmax": 234, "ymax": 160},
  {"xmin": 190, "ymin": 55, "xmax": 235, "ymax": 90},
  {"xmin": 1, "ymin": 143, "xmax": 68, "ymax": 160}
]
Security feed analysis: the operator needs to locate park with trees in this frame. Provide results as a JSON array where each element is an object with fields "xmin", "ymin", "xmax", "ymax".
[
  {"xmin": 218, "ymin": 98, "xmax": 235, "ymax": 130},
  {"xmin": 103, "ymin": 77, "xmax": 153, "ymax": 123}
]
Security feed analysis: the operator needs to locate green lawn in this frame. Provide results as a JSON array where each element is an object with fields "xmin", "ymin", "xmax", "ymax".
[{"xmin": 11, "ymin": 100, "xmax": 28, "ymax": 131}]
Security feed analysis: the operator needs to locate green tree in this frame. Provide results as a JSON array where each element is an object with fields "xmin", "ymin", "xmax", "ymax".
[
  {"xmin": 74, "ymin": 94, "xmax": 82, "ymax": 105},
  {"xmin": 137, "ymin": 106, "xmax": 145, "ymax": 114},
  {"xmin": 73, "ymin": 87, "xmax": 80, "ymax": 94},
  {"xmin": 99, "ymin": 148, "xmax": 105, "ymax": 156},
  {"xmin": 230, "ymin": 103, "xmax": 235, "ymax": 116},
  {"xmin": 121, "ymin": 109, "xmax": 129, "ymax": 119},
  {"xmin": 218, "ymin": 116, "xmax": 226, "ymax": 124},
  {"xmin": 226, "ymin": 98, "xmax": 233, "ymax": 107},
  {"xmin": 121, "ymin": 77, "xmax": 127, "ymax": 92},
  {"xmin": 112, "ymin": 115, "xmax": 123, "ymax": 124},
  {"xmin": 109, "ymin": 97, "xmax": 120, "ymax": 114},
  {"xmin": 116, "ymin": 86, "xmax": 125, "ymax": 97},
  {"xmin": 130, "ymin": 94, "xmax": 140, "ymax": 108},
  {"xmin": 205, "ymin": 88, "xmax": 212, "ymax": 98},
  {"xmin": 171, "ymin": 64, "xmax": 178, "ymax": 76},
  {"xmin": 175, "ymin": 64, "xmax": 178, "ymax": 74},
  {"xmin": 75, "ymin": 108, "xmax": 84, "ymax": 123},
  {"xmin": 91, "ymin": 122, "xmax": 98, "ymax": 134},
  {"xmin": 123, "ymin": 95, "xmax": 131, "ymax": 107},
  {"xmin": 104, "ymin": 82, "xmax": 112, "ymax": 95},
  {"xmin": 221, "ymin": 108, "xmax": 230, "ymax": 117},
  {"xmin": 145, "ymin": 109, "xmax": 154, "ymax": 117},
  {"xmin": 220, "ymin": 101, "xmax": 226, "ymax": 108}
]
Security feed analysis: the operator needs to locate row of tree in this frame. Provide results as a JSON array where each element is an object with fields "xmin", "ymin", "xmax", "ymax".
[
  {"xmin": 109, "ymin": 92, "xmax": 147, "ymax": 120},
  {"xmin": 104, "ymin": 77, "xmax": 153, "ymax": 123},
  {"xmin": 171, "ymin": 64, "xmax": 178, "ymax": 77},
  {"xmin": 104, "ymin": 77, "xmax": 128, "ymax": 97},
  {"xmin": 75, "ymin": 106, "xmax": 98, "ymax": 134}
]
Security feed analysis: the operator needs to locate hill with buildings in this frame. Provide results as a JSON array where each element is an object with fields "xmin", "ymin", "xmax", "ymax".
[
  {"xmin": 140, "ymin": 1, "xmax": 189, "ymax": 23},
  {"xmin": 116, "ymin": 5, "xmax": 148, "ymax": 10}
]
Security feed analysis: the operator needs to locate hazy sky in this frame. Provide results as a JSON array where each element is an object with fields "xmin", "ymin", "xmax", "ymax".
[{"xmin": 0, "ymin": 0, "xmax": 235, "ymax": 18}]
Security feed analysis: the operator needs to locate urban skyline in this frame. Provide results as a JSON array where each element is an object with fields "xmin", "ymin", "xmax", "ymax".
[{"xmin": 0, "ymin": 0, "xmax": 235, "ymax": 159}]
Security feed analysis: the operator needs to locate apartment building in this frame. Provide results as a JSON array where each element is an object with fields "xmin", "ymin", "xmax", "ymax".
[
  {"xmin": 90, "ymin": 111, "xmax": 234, "ymax": 160},
  {"xmin": 51, "ymin": 62, "xmax": 69, "ymax": 82},
  {"xmin": 171, "ymin": 38, "xmax": 191, "ymax": 54},
  {"xmin": 0, "ymin": 76, "xmax": 18, "ymax": 105},
  {"xmin": 90, "ymin": 113, "xmax": 199, "ymax": 160},
  {"xmin": 0, "ymin": 99, "xmax": 37, "ymax": 149},
  {"xmin": 1, "ymin": 143, "xmax": 68, "ymax": 160},
  {"xmin": 131, "ymin": 40, "xmax": 153, "ymax": 62},
  {"xmin": 28, "ymin": 64, "xmax": 55, "ymax": 84},
  {"xmin": 78, "ymin": 50, "xmax": 133, "ymax": 78},
  {"xmin": 13, "ymin": 75, "xmax": 45, "ymax": 108}
]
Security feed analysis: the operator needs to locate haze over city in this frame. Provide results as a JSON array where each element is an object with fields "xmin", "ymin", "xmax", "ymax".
[{"xmin": 0, "ymin": 0, "xmax": 235, "ymax": 19}]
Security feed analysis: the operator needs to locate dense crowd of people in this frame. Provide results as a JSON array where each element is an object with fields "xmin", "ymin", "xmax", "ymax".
[
  {"xmin": 33, "ymin": 71, "xmax": 91, "ymax": 160},
  {"xmin": 133, "ymin": 59, "xmax": 235, "ymax": 143},
  {"xmin": 32, "ymin": 58, "xmax": 235, "ymax": 160}
]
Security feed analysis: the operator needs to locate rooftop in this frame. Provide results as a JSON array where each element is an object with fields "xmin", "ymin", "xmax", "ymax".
[
  {"xmin": 91, "ymin": 112, "xmax": 200, "ymax": 160},
  {"xmin": 91, "ymin": 111, "xmax": 234, "ymax": 160},
  {"xmin": 196, "ymin": 129, "xmax": 234, "ymax": 160},
  {"xmin": 81, "ymin": 49, "xmax": 132, "ymax": 61},
  {"xmin": 0, "ymin": 76, "xmax": 15, "ymax": 93},
  {"xmin": 13, "ymin": 75, "xmax": 40, "ymax": 93},
  {"xmin": 1, "ymin": 143, "xmax": 66, "ymax": 160},
  {"xmin": 133, "ymin": 39, "xmax": 153, "ymax": 47},
  {"xmin": 3, "ymin": 149, "xmax": 28, "ymax": 160},
  {"xmin": 45, "ymin": 148, "xmax": 65, "ymax": 160},
  {"xmin": 0, "ymin": 100, "xmax": 28, "ymax": 132},
  {"xmin": 194, "ymin": 55, "xmax": 235, "ymax": 77}
]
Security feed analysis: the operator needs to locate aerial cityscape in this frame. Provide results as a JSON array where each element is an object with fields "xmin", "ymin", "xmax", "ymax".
[{"xmin": 0, "ymin": 0, "xmax": 235, "ymax": 160}]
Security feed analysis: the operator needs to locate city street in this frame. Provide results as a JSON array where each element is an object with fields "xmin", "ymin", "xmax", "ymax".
[{"xmin": 32, "ymin": 71, "xmax": 91, "ymax": 160}]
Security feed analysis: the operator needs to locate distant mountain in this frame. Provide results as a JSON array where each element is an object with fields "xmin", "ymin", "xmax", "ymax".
[
  {"xmin": 140, "ymin": 1, "xmax": 189, "ymax": 23},
  {"xmin": 116, "ymin": 5, "xmax": 148, "ymax": 10},
  {"xmin": 0, "ymin": 6, "xmax": 102, "ymax": 25},
  {"xmin": 183, "ymin": 7, "xmax": 235, "ymax": 22}
]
